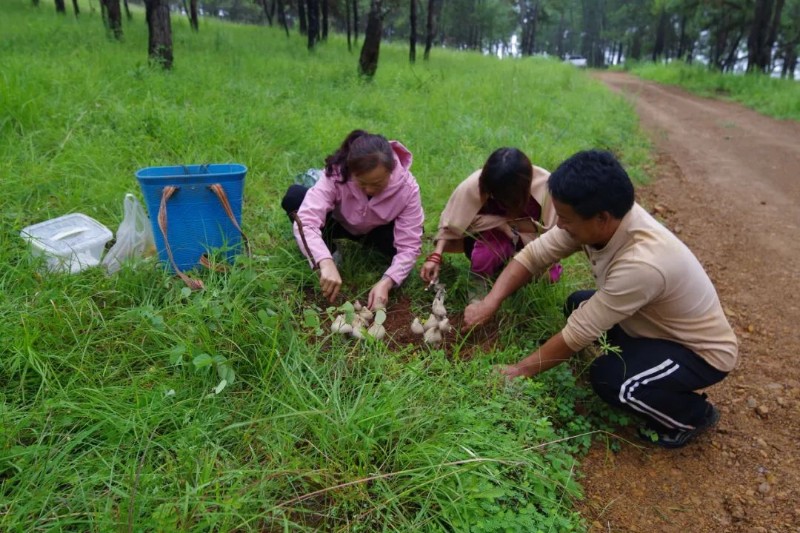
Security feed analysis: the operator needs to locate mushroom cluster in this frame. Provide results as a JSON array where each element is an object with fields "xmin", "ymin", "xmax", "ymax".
[
  {"xmin": 330, "ymin": 300, "xmax": 387, "ymax": 340},
  {"xmin": 410, "ymin": 283, "xmax": 451, "ymax": 345}
]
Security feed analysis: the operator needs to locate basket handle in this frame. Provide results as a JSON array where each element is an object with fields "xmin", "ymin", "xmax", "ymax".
[
  {"xmin": 289, "ymin": 210, "xmax": 318, "ymax": 271},
  {"xmin": 157, "ymin": 183, "xmax": 251, "ymax": 291},
  {"xmin": 158, "ymin": 185, "xmax": 205, "ymax": 290},
  {"xmin": 208, "ymin": 183, "xmax": 252, "ymax": 258}
]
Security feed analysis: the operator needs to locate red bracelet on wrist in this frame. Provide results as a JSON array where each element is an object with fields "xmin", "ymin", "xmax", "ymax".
[{"xmin": 425, "ymin": 253, "xmax": 443, "ymax": 264}]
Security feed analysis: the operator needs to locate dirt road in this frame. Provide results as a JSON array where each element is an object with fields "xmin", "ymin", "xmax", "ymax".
[{"xmin": 577, "ymin": 71, "xmax": 800, "ymax": 532}]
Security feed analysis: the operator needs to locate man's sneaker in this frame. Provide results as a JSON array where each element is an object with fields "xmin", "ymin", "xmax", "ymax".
[{"xmin": 638, "ymin": 404, "xmax": 721, "ymax": 449}]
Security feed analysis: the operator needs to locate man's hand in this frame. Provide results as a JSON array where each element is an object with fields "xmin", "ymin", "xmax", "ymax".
[
  {"xmin": 496, "ymin": 364, "xmax": 527, "ymax": 380},
  {"xmin": 462, "ymin": 299, "xmax": 499, "ymax": 330},
  {"xmin": 367, "ymin": 276, "xmax": 393, "ymax": 310},
  {"xmin": 318, "ymin": 259, "xmax": 342, "ymax": 303}
]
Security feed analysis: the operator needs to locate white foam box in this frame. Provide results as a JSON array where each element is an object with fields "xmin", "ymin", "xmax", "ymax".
[{"xmin": 20, "ymin": 213, "xmax": 113, "ymax": 273}]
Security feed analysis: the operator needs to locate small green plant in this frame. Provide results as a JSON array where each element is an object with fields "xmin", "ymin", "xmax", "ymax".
[{"xmin": 192, "ymin": 352, "xmax": 236, "ymax": 393}]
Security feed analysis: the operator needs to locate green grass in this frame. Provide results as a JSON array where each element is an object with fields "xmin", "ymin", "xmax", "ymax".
[
  {"xmin": 629, "ymin": 61, "xmax": 800, "ymax": 121},
  {"xmin": 2, "ymin": 0, "xmax": 647, "ymax": 530}
]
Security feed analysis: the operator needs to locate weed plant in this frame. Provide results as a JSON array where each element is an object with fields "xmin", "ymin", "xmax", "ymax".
[
  {"xmin": 2, "ymin": 0, "xmax": 649, "ymax": 530},
  {"xmin": 629, "ymin": 60, "xmax": 800, "ymax": 121}
]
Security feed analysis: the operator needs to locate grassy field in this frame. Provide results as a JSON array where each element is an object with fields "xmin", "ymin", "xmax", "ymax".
[
  {"xmin": 1, "ymin": 1, "xmax": 651, "ymax": 530},
  {"xmin": 629, "ymin": 61, "xmax": 800, "ymax": 121}
]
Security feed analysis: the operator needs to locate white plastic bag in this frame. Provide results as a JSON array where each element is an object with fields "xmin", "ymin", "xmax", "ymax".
[{"xmin": 102, "ymin": 193, "xmax": 156, "ymax": 274}]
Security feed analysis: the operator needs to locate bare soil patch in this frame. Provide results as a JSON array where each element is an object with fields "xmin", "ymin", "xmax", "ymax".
[
  {"xmin": 303, "ymin": 290, "xmax": 500, "ymax": 360},
  {"xmin": 579, "ymin": 72, "xmax": 800, "ymax": 532}
]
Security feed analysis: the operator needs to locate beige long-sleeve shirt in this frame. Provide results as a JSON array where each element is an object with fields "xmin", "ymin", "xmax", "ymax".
[
  {"xmin": 435, "ymin": 166, "xmax": 557, "ymax": 245},
  {"xmin": 514, "ymin": 203, "xmax": 738, "ymax": 372}
]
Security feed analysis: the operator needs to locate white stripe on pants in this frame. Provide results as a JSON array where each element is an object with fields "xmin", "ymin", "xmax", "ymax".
[{"xmin": 618, "ymin": 359, "xmax": 695, "ymax": 430}]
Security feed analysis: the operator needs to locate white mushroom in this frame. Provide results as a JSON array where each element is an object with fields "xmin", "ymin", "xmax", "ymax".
[
  {"xmin": 350, "ymin": 316, "xmax": 367, "ymax": 339},
  {"xmin": 438, "ymin": 318, "xmax": 450, "ymax": 332},
  {"xmin": 423, "ymin": 314, "xmax": 439, "ymax": 331},
  {"xmin": 424, "ymin": 327, "xmax": 443, "ymax": 344},
  {"xmin": 358, "ymin": 308, "xmax": 374, "ymax": 322},
  {"xmin": 353, "ymin": 300, "xmax": 363, "ymax": 312},
  {"xmin": 410, "ymin": 318, "xmax": 425, "ymax": 335},
  {"xmin": 368, "ymin": 322, "xmax": 386, "ymax": 340},
  {"xmin": 432, "ymin": 299, "xmax": 447, "ymax": 318},
  {"xmin": 331, "ymin": 314, "xmax": 346, "ymax": 333},
  {"xmin": 339, "ymin": 323, "xmax": 353, "ymax": 334}
]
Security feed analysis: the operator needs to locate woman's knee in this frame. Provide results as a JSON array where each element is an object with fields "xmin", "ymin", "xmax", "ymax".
[
  {"xmin": 564, "ymin": 290, "xmax": 595, "ymax": 317},
  {"xmin": 281, "ymin": 185, "xmax": 308, "ymax": 221}
]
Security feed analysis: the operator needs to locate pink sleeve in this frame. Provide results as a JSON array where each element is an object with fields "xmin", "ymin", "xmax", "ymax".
[
  {"xmin": 292, "ymin": 177, "xmax": 337, "ymax": 268},
  {"xmin": 383, "ymin": 181, "xmax": 424, "ymax": 285}
]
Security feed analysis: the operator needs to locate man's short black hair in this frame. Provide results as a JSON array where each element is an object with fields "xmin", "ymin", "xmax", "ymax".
[{"xmin": 548, "ymin": 150, "xmax": 635, "ymax": 219}]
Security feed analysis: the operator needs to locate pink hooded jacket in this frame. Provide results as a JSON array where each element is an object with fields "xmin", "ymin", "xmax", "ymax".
[{"xmin": 293, "ymin": 141, "xmax": 424, "ymax": 286}]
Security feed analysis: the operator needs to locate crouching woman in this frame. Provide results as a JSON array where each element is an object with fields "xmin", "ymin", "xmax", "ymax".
[
  {"xmin": 281, "ymin": 129, "xmax": 424, "ymax": 310},
  {"xmin": 420, "ymin": 147, "xmax": 561, "ymax": 290}
]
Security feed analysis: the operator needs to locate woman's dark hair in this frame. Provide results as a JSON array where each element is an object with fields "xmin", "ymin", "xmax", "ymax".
[
  {"xmin": 548, "ymin": 150, "xmax": 635, "ymax": 219},
  {"xmin": 478, "ymin": 148, "xmax": 534, "ymax": 217},
  {"xmin": 324, "ymin": 129, "xmax": 396, "ymax": 183}
]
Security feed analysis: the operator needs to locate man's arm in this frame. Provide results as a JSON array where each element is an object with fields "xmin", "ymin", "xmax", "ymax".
[
  {"xmin": 499, "ymin": 332, "xmax": 573, "ymax": 379},
  {"xmin": 463, "ymin": 259, "xmax": 533, "ymax": 328}
]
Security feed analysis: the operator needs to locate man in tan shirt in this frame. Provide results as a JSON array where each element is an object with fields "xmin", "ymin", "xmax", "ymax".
[{"xmin": 464, "ymin": 150, "xmax": 738, "ymax": 448}]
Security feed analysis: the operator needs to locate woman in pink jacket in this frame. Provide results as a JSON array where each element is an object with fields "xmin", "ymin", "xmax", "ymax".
[{"xmin": 281, "ymin": 130, "xmax": 424, "ymax": 310}]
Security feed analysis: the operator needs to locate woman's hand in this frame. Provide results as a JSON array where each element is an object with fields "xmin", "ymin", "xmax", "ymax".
[
  {"xmin": 367, "ymin": 277, "xmax": 393, "ymax": 310},
  {"xmin": 318, "ymin": 259, "xmax": 342, "ymax": 303},
  {"xmin": 420, "ymin": 260, "xmax": 441, "ymax": 283}
]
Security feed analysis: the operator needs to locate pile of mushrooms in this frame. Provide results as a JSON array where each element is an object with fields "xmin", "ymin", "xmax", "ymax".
[
  {"xmin": 330, "ymin": 300, "xmax": 387, "ymax": 340},
  {"xmin": 410, "ymin": 283, "xmax": 450, "ymax": 345}
]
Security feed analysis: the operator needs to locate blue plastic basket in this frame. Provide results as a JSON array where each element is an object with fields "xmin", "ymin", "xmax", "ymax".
[{"xmin": 136, "ymin": 164, "xmax": 247, "ymax": 273}]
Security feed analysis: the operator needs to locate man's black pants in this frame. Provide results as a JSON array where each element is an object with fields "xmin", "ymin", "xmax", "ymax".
[{"xmin": 567, "ymin": 290, "xmax": 728, "ymax": 431}]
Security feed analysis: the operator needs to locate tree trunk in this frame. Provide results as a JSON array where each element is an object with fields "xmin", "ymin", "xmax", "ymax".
[
  {"xmin": 346, "ymin": 0, "xmax": 352, "ymax": 51},
  {"xmin": 298, "ymin": 0, "xmax": 307, "ymax": 34},
  {"xmin": 554, "ymin": 10, "xmax": 565, "ymax": 59},
  {"xmin": 423, "ymin": 0, "xmax": 435, "ymax": 60},
  {"xmin": 723, "ymin": 32, "xmax": 744, "ymax": 71},
  {"xmin": 352, "ymin": 0, "xmax": 359, "ymax": 43},
  {"xmin": 747, "ymin": 0, "xmax": 771, "ymax": 72},
  {"xmin": 782, "ymin": 46, "xmax": 797, "ymax": 78},
  {"xmin": 55, "ymin": 0, "xmax": 66, "ymax": 13},
  {"xmin": 260, "ymin": 0, "xmax": 273, "ymax": 25},
  {"xmin": 189, "ymin": 0, "xmax": 198, "ymax": 30},
  {"xmin": 676, "ymin": 14, "xmax": 687, "ymax": 60},
  {"xmin": 652, "ymin": 9, "xmax": 667, "ymax": 62},
  {"xmin": 307, "ymin": 0, "xmax": 319, "ymax": 49},
  {"xmin": 123, "ymin": 0, "xmax": 132, "ymax": 20},
  {"xmin": 144, "ymin": 0, "xmax": 173, "ymax": 69},
  {"xmin": 358, "ymin": 0, "xmax": 382, "ymax": 77},
  {"xmin": 580, "ymin": 0, "xmax": 603, "ymax": 67},
  {"xmin": 33, "ymin": 0, "xmax": 40, "ymax": 6},
  {"xmin": 107, "ymin": 0, "xmax": 123, "ymax": 39},
  {"xmin": 278, "ymin": 0, "xmax": 289, "ymax": 36},
  {"xmin": 521, "ymin": 2, "xmax": 539, "ymax": 56},
  {"xmin": 322, "ymin": 0, "xmax": 329, "ymax": 40},
  {"xmin": 71, "ymin": 0, "xmax": 79, "ymax": 15},
  {"xmin": 409, "ymin": 0, "xmax": 417, "ymax": 62},
  {"xmin": 628, "ymin": 28, "xmax": 641, "ymax": 61}
]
